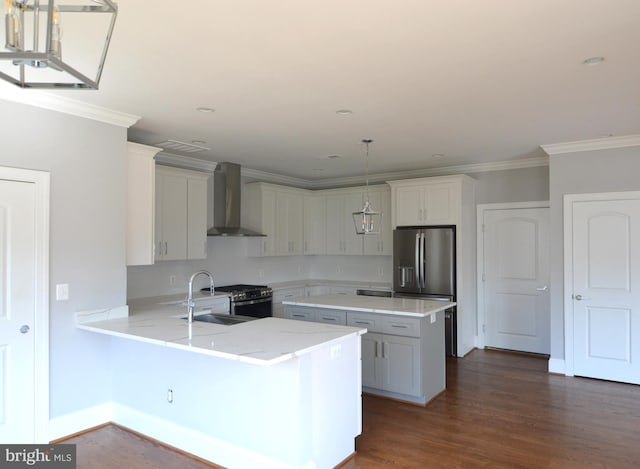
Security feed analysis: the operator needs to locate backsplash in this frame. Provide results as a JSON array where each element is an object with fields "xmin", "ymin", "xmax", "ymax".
[{"xmin": 127, "ymin": 236, "xmax": 392, "ymax": 299}]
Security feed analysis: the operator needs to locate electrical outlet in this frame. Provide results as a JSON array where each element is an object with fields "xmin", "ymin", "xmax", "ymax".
[
  {"xmin": 378, "ymin": 267, "xmax": 384, "ymax": 278},
  {"xmin": 169, "ymin": 275, "xmax": 176, "ymax": 286},
  {"xmin": 258, "ymin": 269, "xmax": 264, "ymax": 278},
  {"xmin": 167, "ymin": 389, "xmax": 173, "ymax": 403}
]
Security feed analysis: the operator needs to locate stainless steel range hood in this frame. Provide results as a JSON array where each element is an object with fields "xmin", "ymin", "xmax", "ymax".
[{"xmin": 207, "ymin": 162, "xmax": 266, "ymax": 237}]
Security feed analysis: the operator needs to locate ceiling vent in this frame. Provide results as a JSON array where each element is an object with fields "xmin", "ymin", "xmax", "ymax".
[{"xmin": 154, "ymin": 139, "xmax": 210, "ymax": 153}]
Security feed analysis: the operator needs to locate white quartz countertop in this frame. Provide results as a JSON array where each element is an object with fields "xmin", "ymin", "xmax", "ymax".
[
  {"xmin": 77, "ymin": 301, "xmax": 365, "ymax": 366},
  {"xmin": 282, "ymin": 294, "xmax": 455, "ymax": 317}
]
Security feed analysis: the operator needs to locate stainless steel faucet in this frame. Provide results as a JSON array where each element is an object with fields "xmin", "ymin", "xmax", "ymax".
[{"xmin": 186, "ymin": 270, "xmax": 215, "ymax": 323}]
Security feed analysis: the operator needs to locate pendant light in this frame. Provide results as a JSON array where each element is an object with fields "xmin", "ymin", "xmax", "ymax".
[
  {"xmin": 353, "ymin": 138, "xmax": 381, "ymax": 235},
  {"xmin": 0, "ymin": 0, "xmax": 118, "ymax": 89}
]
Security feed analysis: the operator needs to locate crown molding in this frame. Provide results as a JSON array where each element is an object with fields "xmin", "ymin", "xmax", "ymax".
[
  {"xmin": 153, "ymin": 153, "xmax": 549, "ymax": 188},
  {"xmin": 240, "ymin": 167, "xmax": 310, "ymax": 187},
  {"xmin": 541, "ymin": 134, "xmax": 640, "ymax": 156},
  {"xmin": 154, "ymin": 152, "xmax": 217, "ymax": 172},
  {"xmin": 0, "ymin": 83, "xmax": 140, "ymax": 128},
  {"xmin": 305, "ymin": 155, "xmax": 549, "ymax": 189}
]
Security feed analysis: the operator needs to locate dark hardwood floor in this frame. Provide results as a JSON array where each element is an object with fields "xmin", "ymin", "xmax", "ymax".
[{"xmin": 61, "ymin": 349, "xmax": 640, "ymax": 468}]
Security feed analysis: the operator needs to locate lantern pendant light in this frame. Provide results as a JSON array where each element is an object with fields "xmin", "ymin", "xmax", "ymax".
[
  {"xmin": 0, "ymin": 0, "xmax": 118, "ymax": 89},
  {"xmin": 353, "ymin": 139, "xmax": 381, "ymax": 235}
]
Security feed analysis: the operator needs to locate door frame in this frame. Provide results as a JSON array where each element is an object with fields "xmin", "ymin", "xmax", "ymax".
[
  {"xmin": 563, "ymin": 191, "xmax": 640, "ymax": 377},
  {"xmin": 476, "ymin": 201, "xmax": 550, "ymax": 349},
  {"xmin": 0, "ymin": 166, "xmax": 50, "ymax": 442}
]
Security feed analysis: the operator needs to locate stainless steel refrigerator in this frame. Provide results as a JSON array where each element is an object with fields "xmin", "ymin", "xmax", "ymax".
[{"xmin": 393, "ymin": 226, "xmax": 457, "ymax": 356}]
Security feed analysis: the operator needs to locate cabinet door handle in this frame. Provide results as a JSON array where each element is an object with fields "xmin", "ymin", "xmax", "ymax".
[
  {"xmin": 321, "ymin": 316, "xmax": 337, "ymax": 322},
  {"xmin": 164, "ymin": 242, "xmax": 168, "ymax": 255},
  {"xmin": 382, "ymin": 342, "xmax": 387, "ymax": 358},
  {"xmin": 354, "ymin": 320, "xmax": 370, "ymax": 325},
  {"xmin": 292, "ymin": 314, "xmax": 305, "ymax": 318},
  {"xmin": 375, "ymin": 341, "xmax": 381, "ymax": 358}
]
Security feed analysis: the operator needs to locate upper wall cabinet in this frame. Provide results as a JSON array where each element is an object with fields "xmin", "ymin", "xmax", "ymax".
[
  {"xmin": 387, "ymin": 175, "xmax": 474, "ymax": 228},
  {"xmin": 362, "ymin": 186, "xmax": 392, "ymax": 255},
  {"xmin": 324, "ymin": 185, "xmax": 392, "ymax": 256},
  {"xmin": 126, "ymin": 142, "xmax": 161, "ymax": 266},
  {"xmin": 246, "ymin": 182, "xmax": 307, "ymax": 256},
  {"xmin": 246, "ymin": 181, "xmax": 392, "ymax": 257},
  {"xmin": 155, "ymin": 165, "xmax": 209, "ymax": 261},
  {"xmin": 324, "ymin": 189, "xmax": 365, "ymax": 255},
  {"xmin": 303, "ymin": 194, "xmax": 326, "ymax": 255}
]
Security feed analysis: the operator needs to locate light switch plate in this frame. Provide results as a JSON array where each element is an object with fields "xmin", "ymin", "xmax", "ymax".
[{"xmin": 56, "ymin": 283, "xmax": 69, "ymax": 301}]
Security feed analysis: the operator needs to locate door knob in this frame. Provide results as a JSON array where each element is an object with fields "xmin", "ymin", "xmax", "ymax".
[
  {"xmin": 20, "ymin": 325, "xmax": 30, "ymax": 334},
  {"xmin": 573, "ymin": 294, "xmax": 589, "ymax": 301},
  {"xmin": 536, "ymin": 286, "xmax": 548, "ymax": 291}
]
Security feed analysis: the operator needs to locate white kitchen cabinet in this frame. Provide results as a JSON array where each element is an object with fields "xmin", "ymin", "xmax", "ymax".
[
  {"xmin": 389, "ymin": 177, "xmax": 467, "ymax": 227},
  {"xmin": 246, "ymin": 183, "xmax": 307, "ymax": 256},
  {"xmin": 126, "ymin": 142, "xmax": 161, "ymax": 266},
  {"xmin": 247, "ymin": 184, "xmax": 277, "ymax": 256},
  {"xmin": 303, "ymin": 195, "xmax": 326, "ymax": 255},
  {"xmin": 155, "ymin": 165, "xmax": 208, "ymax": 261},
  {"xmin": 325, "ymin": 190, "xmax": 365, "ymax": 255},
  {"xmin": 276, "ymin": 190, "xmax": 303, "ymax": 255},
  {"xmin": 362, "ymin": 186, "xmax": 392, "ymax": 255},
  {"xmin": 187, "ymin": 176, "xmax": 208, "ymax": 259}
]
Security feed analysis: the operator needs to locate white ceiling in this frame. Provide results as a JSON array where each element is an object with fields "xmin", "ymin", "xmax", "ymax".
[{"xmin": 41, "ymin": 1, "xmax": 640, "ymax": 179}]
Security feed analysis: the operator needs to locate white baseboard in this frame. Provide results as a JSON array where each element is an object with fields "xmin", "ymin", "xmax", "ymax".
[
  {"xmin": 111, "ymin": 403, "xmax": 307, "ymax": 469},
  {"xmin": 49, "ymin": 403, "xmax": 113, "ymax": 441},
  {"xmin": 548, "ymin": 357, "xmax": 566, "ymax": 374}
]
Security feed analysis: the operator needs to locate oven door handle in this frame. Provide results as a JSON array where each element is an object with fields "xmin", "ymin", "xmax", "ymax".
[{"xmin": 233, "ymin": 297, "xmax": 272, "ymax": 307}]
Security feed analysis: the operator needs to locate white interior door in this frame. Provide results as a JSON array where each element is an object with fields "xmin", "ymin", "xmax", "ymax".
[
  {"xmin": 483, "ymin": 208, "xmax": 550, "ymax": 354},
  {"xmin": 570, "ymin": 197, "xmax": 640, "ymax": 384},
  {"xmin": 0, "ymin": 179, "xmax": 37, "ymax": 443}
]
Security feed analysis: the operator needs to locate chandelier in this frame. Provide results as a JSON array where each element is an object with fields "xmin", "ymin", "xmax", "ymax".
[
  {"xmin": 0, "ymin": 0, "xmax": 117, "ymax": 89},
  {"xmin": 353, "ymin": 138, "xmax": 381, "ymax": 235}
]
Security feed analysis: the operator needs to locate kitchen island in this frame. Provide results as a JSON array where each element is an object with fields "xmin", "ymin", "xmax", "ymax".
[
  {"xmin": 283, "ymin": 294, "xmax": 455, "ymax": 405},
  {"xmin": 76, "ymin": 298, "xmax": 366, "ymax": 469}
]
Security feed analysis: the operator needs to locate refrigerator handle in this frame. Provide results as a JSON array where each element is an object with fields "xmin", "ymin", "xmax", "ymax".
[
  {"xmin": 419, "ymin": 232, "xmax": 425, "ymax": 289},
  {"xmin": 415, "ymin": 232, "xmax": 420, "ymax": 289},
  {"xmin": 421, "ymin": 232, "xmax": 426, "ymax": 289}
]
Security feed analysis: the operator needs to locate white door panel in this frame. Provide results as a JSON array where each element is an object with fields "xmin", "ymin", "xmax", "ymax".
[
  {"xmin": 0, "ymin": 179, "xmax": 36, "ymax": 443},
  {"xmin": 571, "ymin": 198, "xmax": 640, "ymax": 384},
  {"xmin": 484, "ymin": 208, "xmax": 550, "ymax": 354}
]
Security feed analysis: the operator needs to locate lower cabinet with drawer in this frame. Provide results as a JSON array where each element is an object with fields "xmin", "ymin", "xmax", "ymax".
[
  {"xmin": 284, "ymin": 306, "xmax": 347, "ymax": 325},
  {"xmin": 284, "ymin": 305, "xmax": 445, "ymax": 405},
  {"xmin": 347, "ymin": 311, "xmax": 444, "ymax": 405}
]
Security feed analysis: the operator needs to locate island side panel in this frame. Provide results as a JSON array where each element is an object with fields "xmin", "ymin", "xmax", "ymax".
[
  {"xmin": 307, "ymin": 334, "xmax": 362, "ymax": 468},
  {"xmin": 422, "ymin": 310, "xmax": 446, "ymax": 404}
]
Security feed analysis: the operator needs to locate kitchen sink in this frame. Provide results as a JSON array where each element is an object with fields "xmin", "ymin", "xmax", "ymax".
[{"xmin": 185, "ymin": 313, "xmax": 257, "ymax": 326}]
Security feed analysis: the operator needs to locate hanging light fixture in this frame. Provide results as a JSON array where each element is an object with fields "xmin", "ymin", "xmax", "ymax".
[
  {"xmin": 353, "ymin": 138, "xmax": 381, "ymax": 235},
  {"xmin": 0, "ymin": 0, "xmax": 117, "ymax": 89}
]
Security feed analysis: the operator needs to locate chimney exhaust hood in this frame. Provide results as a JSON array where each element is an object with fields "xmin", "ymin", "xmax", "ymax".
[{"xmin": 207, "ymin": 162, "xmax": 266, "ymax": 237}]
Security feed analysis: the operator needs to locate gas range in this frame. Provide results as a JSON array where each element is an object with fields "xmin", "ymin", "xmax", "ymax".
[{"xmin": 201, "ymin": 284, "xmax": 273, "ymax": 302}]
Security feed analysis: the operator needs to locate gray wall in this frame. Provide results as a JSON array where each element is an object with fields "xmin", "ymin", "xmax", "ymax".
[
  {"xmin": 549, "ymin": 146, "xmax": 640, "ymax": 359},
  {"xmin": 471, "ymin": 165, "xmax": 549, "ymax": 204},
  {"xmin": 0, "ymin": 99, "xmax": 127, "ymax": 418}
]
